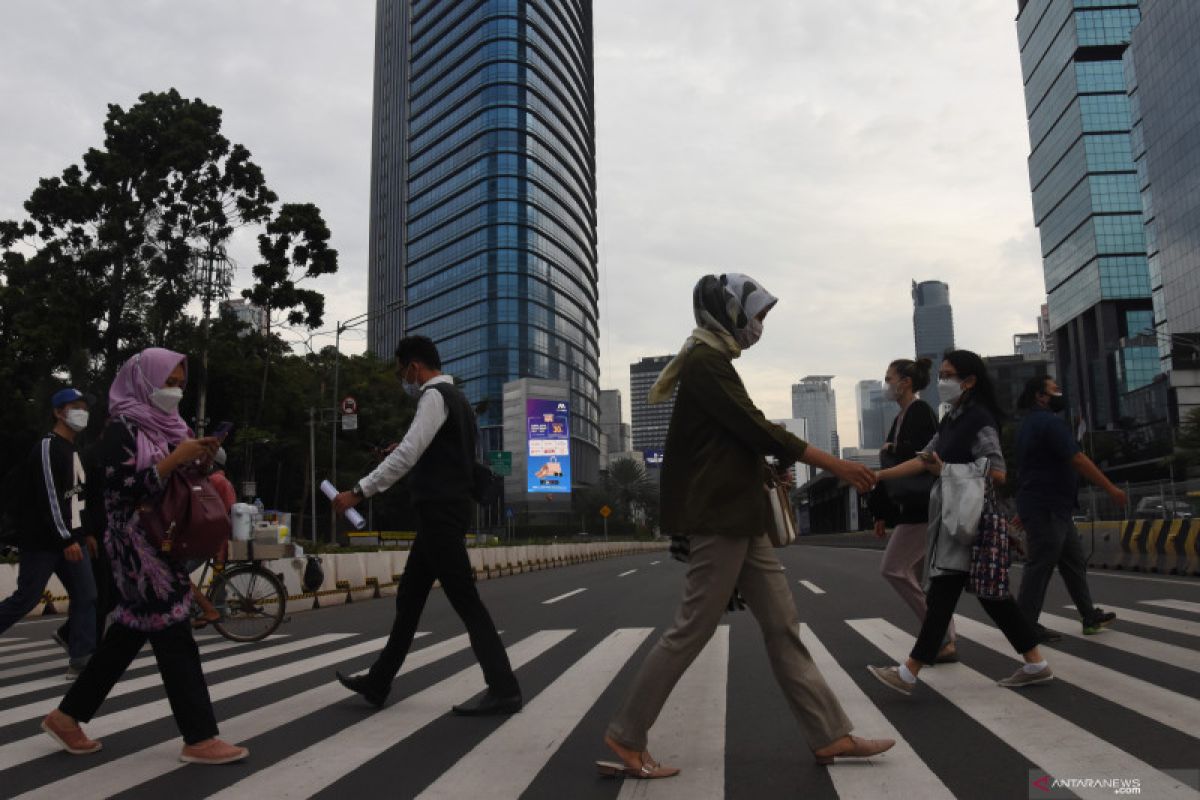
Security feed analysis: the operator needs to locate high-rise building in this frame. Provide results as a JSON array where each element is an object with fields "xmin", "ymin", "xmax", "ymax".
[
  {"xmin": 912, "ymin": 280, "xmax": 955, "ymax": 405},
  {"xmin": 984, "ymin": 353, "xmax": 1056, "ymax": 417},
  {"xmin": 1129, "ymin": 0, "xmax": 1200, "ymax": 419},
  {"xmin": 1015, "ymin": 0, "xmax": 1159, "ymax": 431},
  {"xmin": 630, "ymin": 355, "xmax": 674, "ymax": 453},
  {"xmin": 771, "ymin": 418, "xmax": 811, "ymax": 486},
  {"xmin": 1037, "ymin": 303, "xmax": 1055, "ymax": 359},
  {"xmin": 366, "ymin": 0, "xmax": 601, "ymax": 482},
  {"xmin": 1014, "ymin": 332, "xmax": 1043, "ymax": 356},
  {"xmin": 597, "ymin": 389, "xmax": 630, "ymax": 468},
  {"xmin": 792, "ymin": 376, "xmax": 837, "ymax": 456},
  {"xmin": 855, "ymin": 379, "xmax": 898, "ymax": 451},
  {"xmin": 218, "ymin": 299, "xmax": 268, "ymax": 335}
]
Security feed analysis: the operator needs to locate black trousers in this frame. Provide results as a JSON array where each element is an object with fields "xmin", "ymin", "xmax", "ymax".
[
  {"xmin": 1016, "ymin": 507, "xmax": 1096, "ymax": 627},
  {"xmin": 60, "ymin": 620, "xmax": 219, "ymax": 745},
  {"xmin": 911, "ymin": 573, "xmax": 1039, "ymax": 665},
  {"xmin": 367, "ymin": 500, "xmax": 519, "ymax": 697}
]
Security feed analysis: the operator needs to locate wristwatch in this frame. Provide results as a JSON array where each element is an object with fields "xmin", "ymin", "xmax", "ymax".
[{"xmin": 351, "ymin": 483, "xmax": 365, "ymax": 499}]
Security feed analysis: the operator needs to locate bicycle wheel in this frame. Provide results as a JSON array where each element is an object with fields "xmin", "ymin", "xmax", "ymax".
[{"xmin": 209, "ymin": 565, "xmax": 287, "ymax": 642}]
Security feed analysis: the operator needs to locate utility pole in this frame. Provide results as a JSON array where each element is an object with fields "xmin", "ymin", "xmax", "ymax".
[{"xmin": 309, "ymin": 406, "xmax": 318, "ymax": 543}]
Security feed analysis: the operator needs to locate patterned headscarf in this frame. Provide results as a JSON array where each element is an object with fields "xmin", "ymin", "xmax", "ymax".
[
  {"xmin": 649, "ymin": 273, "xmax": 778, "ymax": 403},
  {"xmin": 107, "ymin": 348, "xmax": 192, "ymax": 471}
]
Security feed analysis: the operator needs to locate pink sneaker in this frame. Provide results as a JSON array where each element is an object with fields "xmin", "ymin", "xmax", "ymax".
[
  {"xmin": 41, "ymin": 711, "xmax": 102, "ymax": 755},
  {"xmin": 179, "ymin": 737, "xmax": 249, "ymax": 765}
]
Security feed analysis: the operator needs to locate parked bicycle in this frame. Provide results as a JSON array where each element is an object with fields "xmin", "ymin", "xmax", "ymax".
[{"xmin": 193, "ymin": 556, "xmax": 288, "ymax": 642}]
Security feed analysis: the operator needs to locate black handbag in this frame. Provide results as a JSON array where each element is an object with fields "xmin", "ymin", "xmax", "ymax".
[{"xmin": 879, "ymin": 448, "xmax": 937, "ymax": 506}]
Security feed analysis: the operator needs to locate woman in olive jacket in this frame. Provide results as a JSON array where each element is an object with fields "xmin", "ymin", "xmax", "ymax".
[{"xmin": 597, "ymin": 274, "xmax": 894, "ymax": 780}]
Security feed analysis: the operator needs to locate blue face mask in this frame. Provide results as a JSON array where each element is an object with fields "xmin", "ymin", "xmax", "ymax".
[{"xmin": 401, "ymin": 365, "xmax": 421, "ymax": 399}]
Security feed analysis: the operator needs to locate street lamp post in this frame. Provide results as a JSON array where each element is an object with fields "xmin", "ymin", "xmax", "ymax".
[{"xmin": 327, "ymin": 300, "xmax": 405, "ymax": 543}]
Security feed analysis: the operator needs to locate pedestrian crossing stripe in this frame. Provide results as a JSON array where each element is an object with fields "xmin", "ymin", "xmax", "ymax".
[
  {"xmin": 1038, "ymin": 612, "xmax": 1200, "ymax": 674},
  {"xmin": 1140, "ymin": 599, "xmax": 1200, "ymax": 615},
  {"xmin": 848, "ymin": 618, "xmax": 1197, "ymax": 799},
  {"xmin": 0, "ymin": 646, "xmax": 63, "ymax": 669},
  {"xmin": 1061, "ymin": 604, "xmax": 1200, "ymax": 638},
  {"xmin": 952, "ymin": 615, "xmax": 1200, "ymax": 739},
  {"xmin": 1, "ymin": 605, "xmax": 1198, "ymax": 798}
]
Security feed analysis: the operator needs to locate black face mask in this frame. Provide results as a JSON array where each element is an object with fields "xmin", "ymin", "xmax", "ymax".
[{"xmin": 1046, "ymin": 393, "xmax": 1067, "ymax": 413}]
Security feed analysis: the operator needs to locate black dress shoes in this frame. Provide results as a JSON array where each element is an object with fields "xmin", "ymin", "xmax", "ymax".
[
  {"xmin": 336, "ymin": 671, "xmax": 388, "ymax": 709},
  {"xmin": 451, "ymin": 689, "xmax": 523, "ymax": 716}
]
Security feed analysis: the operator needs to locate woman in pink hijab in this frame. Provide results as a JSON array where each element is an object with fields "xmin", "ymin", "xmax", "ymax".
[{"xmin": 41, "ymin": 348, "xmax": 249, "ymax": 765}]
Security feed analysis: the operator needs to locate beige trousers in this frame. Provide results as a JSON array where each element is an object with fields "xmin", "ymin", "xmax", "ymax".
[
  {"xmin": 607, "ymin": 533, "xmax": 853, "ymax": 752},
  {"xmin": 880, "ymin": 522, "xmax": 955, "ymax": 644}
]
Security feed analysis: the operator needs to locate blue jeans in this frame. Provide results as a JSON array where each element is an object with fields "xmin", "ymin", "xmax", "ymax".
[{"xmin": 0, "ymin": 548, "xmax": 98, "ymax": 661}]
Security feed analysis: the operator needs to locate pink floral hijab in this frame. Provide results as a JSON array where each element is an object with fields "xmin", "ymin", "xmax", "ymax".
[{"xmin": 108, "ymin": 348, "xmax": 192, "ymax": 470}]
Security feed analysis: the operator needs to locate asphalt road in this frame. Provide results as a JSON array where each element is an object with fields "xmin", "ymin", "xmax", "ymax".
[{"xmin": 1, "ymin": 544, "xmax": 1198, "ymax": 799}]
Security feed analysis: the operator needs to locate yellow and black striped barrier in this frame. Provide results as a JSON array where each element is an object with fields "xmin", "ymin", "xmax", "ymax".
[{"xmin": 1112, "ymin": 518, "xmax": 1199, "ymax": 575}]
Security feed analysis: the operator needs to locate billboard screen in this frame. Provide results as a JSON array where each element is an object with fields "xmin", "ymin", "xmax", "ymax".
[
  {"xmin": 643, "ymin": 449, "xmax": 664, "ymax": 468},
  {"xmin": 527, "ymin": 399, "xmax": 571, "ymax": 493}
]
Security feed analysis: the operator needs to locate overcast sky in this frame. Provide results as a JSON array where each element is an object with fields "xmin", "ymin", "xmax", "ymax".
[{"xmin": 0, "ymin": 0, "xmax": 1045, "ymax": 448}]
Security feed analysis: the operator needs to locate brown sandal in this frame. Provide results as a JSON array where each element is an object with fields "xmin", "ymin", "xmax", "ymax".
[
  {"xmin": 814, "ymin": 734, "xmax": 896, "ymax": 765},
  {"xmin": 597, "ymin": 735, "xmax": 680, "ymax": 779}
]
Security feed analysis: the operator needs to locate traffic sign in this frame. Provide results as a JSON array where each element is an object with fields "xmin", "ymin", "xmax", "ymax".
[
  {"xmin": 487, "ymin": 450, "xmax": 512, "ymax": 476},
  {"xmin": 341, "ymin": 414, "xmax": 358, "ymax": 431},
  {"xmin": 341, "ymin": 396, "xmax": 358, "ymax": 415},
  {"xmin": 599, "ymin": 505, "xmax": 612, "ymax": 519}
]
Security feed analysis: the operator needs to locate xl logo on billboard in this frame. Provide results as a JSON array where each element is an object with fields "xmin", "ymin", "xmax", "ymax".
[{"xmin": 556, "ymin": 403, "xmax": 567, "ymax": 411}]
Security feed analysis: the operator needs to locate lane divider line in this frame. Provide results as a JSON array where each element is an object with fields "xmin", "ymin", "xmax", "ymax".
[{"xmin": 542, "ymin": 588, "xmax": 588, "ymax": 605}]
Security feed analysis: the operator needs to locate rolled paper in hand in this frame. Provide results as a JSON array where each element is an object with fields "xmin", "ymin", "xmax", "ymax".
[{"xmin": 320, "ymin": 480, "xmax": 366, "ymax": 530}]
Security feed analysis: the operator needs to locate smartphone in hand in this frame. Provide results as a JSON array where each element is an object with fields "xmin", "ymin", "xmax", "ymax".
[{"xmin": 211, "ymin": 421, "xmax": 234, "ymax": 442}]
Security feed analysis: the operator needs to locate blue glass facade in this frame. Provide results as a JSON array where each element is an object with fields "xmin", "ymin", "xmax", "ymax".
[
  {"xmin": 1016, "ymin": 0, "xmax": 1159, "ymax": 428},
  {"xmin": 367, "ymin": 0, "xmax": 600, "ymax": 477}
]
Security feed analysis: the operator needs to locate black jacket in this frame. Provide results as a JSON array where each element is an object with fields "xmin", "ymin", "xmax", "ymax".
[
  {"xmin": 410, "ymin": 383, "xmax": 477, "ymax": 505},
  {"xmin": 16, "ymin": 433, "xmax": 89, "ymax": 551},
  {"xmin": 868, "ymin": 400, "xmax": 939, "ymax": 525}
]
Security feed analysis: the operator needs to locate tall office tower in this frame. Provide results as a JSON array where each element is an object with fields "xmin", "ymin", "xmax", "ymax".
[
  {"xmin": 855, "ymin": 379, "xmax": 898, "ymax": 450},
  {"xmin": 1037, "ymin": 303, "xmax": 1055, "ymax": 358},
  {"xmin": 1015, "ymin": 0, "xmax": 1158, "ymax": 430},
  {"xmin": 792, "ymin": 376, "xmax": 837, "ymax": 456},
  {"xmin": 771, "ymin": 418, "xmax": 811, "ymax": 486},
  {"xmin": 1014, "ymin": 332, "xmax": 1044, "ymax": 356},
  {"xmin": 629, "ymin": 355, "xmax": 674, "ymax": 453},
  {"xmin": 912, "ymin": 280, "xmax": 955, "ymax": 406},
  {"xmin": 367, "ymin": 0, "xmax": 601, "ymax": 482},
  {"xmin": 1129, "ymin": 0, "xmax": 1200, "ymax": 419},
  {"xmin": 598, "ymin": 388, "xmax": 630, "ymax": 466}
]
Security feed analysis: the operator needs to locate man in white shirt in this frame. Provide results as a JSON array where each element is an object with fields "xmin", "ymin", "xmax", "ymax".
[{"xmin": 333, "ymin": 336, "xmax": 520, "ymax": 714}]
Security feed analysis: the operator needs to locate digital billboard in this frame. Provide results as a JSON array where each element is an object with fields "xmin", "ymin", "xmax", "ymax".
[
  {"xmin": 643, "ymin": 449, "xmax": 664, "ymax": 468},
  {"xmin": 527, "ymin": 399, "xmax": 571, "ymax": 493}
]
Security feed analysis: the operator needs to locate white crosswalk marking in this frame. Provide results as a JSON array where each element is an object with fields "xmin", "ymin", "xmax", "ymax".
[
  {"xmin": 1063, "ymin": 604, "xmax": 1200, "ymax": 638},
  {"xmin": 953, "ymin": 615, "xmax": 1200, "ymax": 738},
  {"xmin": 800, "ymin": 624, "xmax": 953, "ymax": 799},
  {"xmin": 0, "ymin": 640, "xmax": 52, "ymax": 655},
  {"xmin": 205, "ymin": 630, "xmax": 575, "ymax": 800},
  {"xmin": 1139, "ymin": 598, "xmax": 1200, "ymax": 616},
  {"xmin": 798, "ymin": 580, "xmax": 825, "ymax": 595},
  {"xmin": 1039, "ymin": 612, "xmax": 1200, "ymax": 674},
  {"xmin": 616, "ymin": 626, "xmax": 729, "ymax": 800},
  {"xmin": 0, "ymin": 637, "xmax": 276, "ymax": 701},
  {"xmin": 0, "ymin": 637, "xmax": 28, "ymax": 645},
  {"xmin": 0, "ymin": 646, "xmax": 62, "ymax": 668},
  {"xmin": 0, "ymin": 633, "xmax": 341, "ymax": 727},
  {"xmin": 419, "ymin": 628, "xmax": 653, "ymax": 799},
  {"xmin": 849, "ymin": 618, "xmax": 1198, "ymax": 799},
  {"xmin": 14, "ymin": 631, "xmax": 485, "ymax": 800},
  {"xmin": 0, "ymin": 633, "xmax": 434, "ymax": 771}
]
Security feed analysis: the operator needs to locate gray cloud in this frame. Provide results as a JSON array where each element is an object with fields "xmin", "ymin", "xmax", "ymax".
[{"xmin": 1, "ymin": 0, "xmax": 1047, "ymax": 446}]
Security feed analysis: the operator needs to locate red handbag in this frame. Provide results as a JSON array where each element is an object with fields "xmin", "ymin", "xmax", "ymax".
[{"xmin": 142, "ymin": 466, "xmax": 232, "ymax": 561}]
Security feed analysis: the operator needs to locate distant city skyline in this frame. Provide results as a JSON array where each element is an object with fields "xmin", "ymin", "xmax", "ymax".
[{"xmin": 0, "ymin": 1, "xmax": 1060, "ymax": 451}]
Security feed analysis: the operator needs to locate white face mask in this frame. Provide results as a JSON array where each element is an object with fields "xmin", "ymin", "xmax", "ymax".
[
  {"xmin": 735, "ymin": 317, "xmax": 763, "ymax": 349},
  {"xmin": 150, "ymin": 386, "xmax": 184, "ymax": 414},
  {"xmin": 63, "ymin": 409, "xmax": 89, "ymax": 432},
  {"xmin": 400, "ymin": 365, "xmax": 422, "ymax": 399},
  {"xmin": 938, "ymin": 378, "xmax": 963, "ymax": 404}
]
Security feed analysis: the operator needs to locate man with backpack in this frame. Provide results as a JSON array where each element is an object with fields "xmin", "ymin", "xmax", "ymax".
[
  {"xmin": 333, "ymin": 336, "xmax": 521, "ymax": 715},
  {"xmin": 0, "ymin": 388, "xmax": 98, "ymax": 679}
]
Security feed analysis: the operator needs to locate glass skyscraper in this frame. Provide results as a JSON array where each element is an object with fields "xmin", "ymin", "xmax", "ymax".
[
  {"xmin": 1129, "ymin": 0, "xmax": 1200, "ymax": 419},
  {"xmin": 367, "ymin": 0, "xmax": 601, "ymax": 479},
  {"xmin": 911, "ymin": 280, "xmax": 955, "ymax": 406},
  {"xmin": 629, "ymin": 355, "xmax": 674, "ymax": 454},
  {"xmin": 1015, "ymin": 0, "xmax": 1159, "ymax": 428}
]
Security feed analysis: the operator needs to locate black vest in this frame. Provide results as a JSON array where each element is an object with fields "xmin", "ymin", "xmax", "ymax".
[
  {"xmin": 933, "ymin": 402, "xmax": 995, "ymax": 465},
  {"xmin": 410, "ymin": 382, "xmax": 477, "ymax": 504}
]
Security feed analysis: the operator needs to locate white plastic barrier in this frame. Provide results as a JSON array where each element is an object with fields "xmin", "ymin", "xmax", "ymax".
[{"xmin": 3, "ymin": 541, "xmax": 668, "ymax": 619}]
